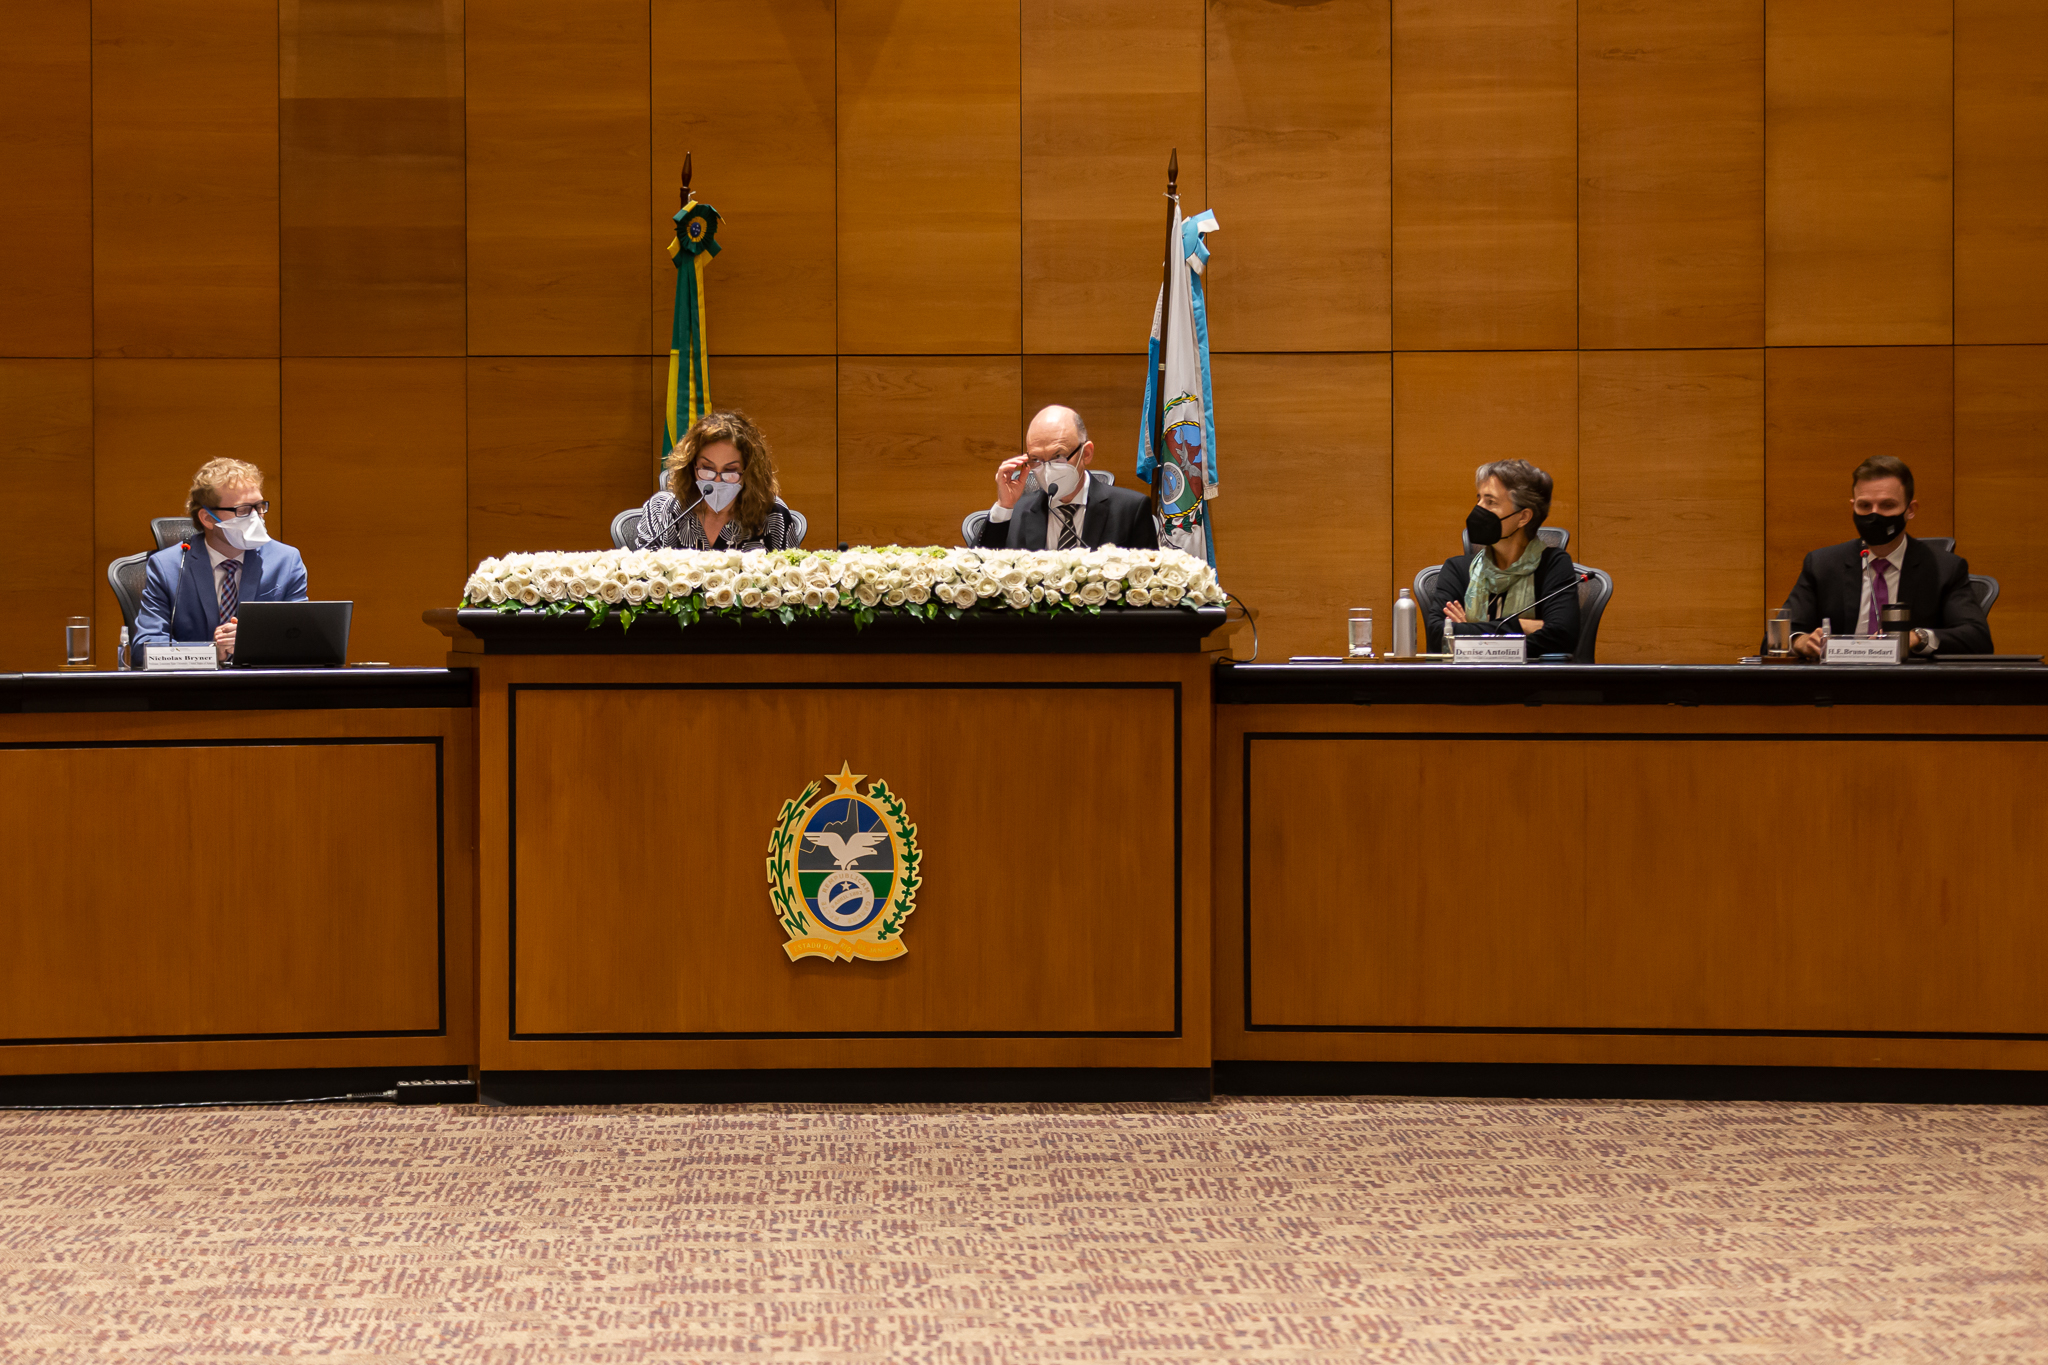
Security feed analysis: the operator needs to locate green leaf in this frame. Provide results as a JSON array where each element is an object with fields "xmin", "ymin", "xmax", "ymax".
[{"xmin": 777, "ymin": 606, "xmax": 795, "ymax": 626}]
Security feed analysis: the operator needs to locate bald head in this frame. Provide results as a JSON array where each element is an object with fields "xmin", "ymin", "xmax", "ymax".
[{"xmin": 1027, "ymin": 405, "xmax": 1089, "ymax": 453}]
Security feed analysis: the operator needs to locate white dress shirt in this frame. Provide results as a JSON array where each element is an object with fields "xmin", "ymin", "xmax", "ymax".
[
  {"xmin": 1857, "ymin": 539, "xmax": 1936, "ymax": 653},
  {"xmin": 205, "ymin": 541, "xmax": 246, "ymax": 617},
  {"xmin": 988, "ymin": 473, "xmax": 1092, "ymax": 550}
]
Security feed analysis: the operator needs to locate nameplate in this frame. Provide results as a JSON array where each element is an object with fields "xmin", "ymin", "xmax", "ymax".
[
  {"xmin": 139, "ymin": 644, "xmax": 218, "ymax": 671},
  {"xmin": 1451, "ymin": 635, "xmax": 1528, "ymax": 664},
  {"xmin": 1823, "ymin": 635, "xmax": 1903, "ymax": 666}
]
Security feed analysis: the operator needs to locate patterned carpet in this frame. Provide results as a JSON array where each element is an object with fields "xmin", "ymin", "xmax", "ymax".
[{"xmin": 0, "ymin": 1096, "xmax": 2041, "ymax": 1363}]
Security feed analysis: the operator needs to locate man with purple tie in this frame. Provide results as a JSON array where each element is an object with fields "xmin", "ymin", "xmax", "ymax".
[
  {"xmin": 1777, "ymin": 456, "xmax": 1991, "ymax": 660},
  {"xmin": 133, "ymin": 458, "xmax": 310, "ymax": 664}
]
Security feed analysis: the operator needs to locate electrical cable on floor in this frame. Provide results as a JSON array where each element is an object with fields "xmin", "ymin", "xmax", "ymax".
[{"xmin": 0, "ymin": 1090, "xmax": 399, "ymax": 1112}]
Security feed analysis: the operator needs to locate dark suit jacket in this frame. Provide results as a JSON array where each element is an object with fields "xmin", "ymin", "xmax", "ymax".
[
  {"xmin": 975, "ymin": 484, "xmax": 1160, "ymax": 552},
  {"xmin": 1774, "ymin": 537, "xmax": 1991, "ymax": 655},
  {"xmin": 1422, "ymin": 545, "xmax": 1581, "ymax": 657},
  {"xmin": 133, "ymin": 539, "xmax": 311, "ymax": 645}
]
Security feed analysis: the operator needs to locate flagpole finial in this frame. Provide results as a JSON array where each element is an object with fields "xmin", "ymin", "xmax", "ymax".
[
  {"xmin": 680, "ymin": 152, "xmax": 693, "ymax": 208},
  {"xmin": 1166, "ymin": 147, "xmax": 1178, "ymax": 200}
]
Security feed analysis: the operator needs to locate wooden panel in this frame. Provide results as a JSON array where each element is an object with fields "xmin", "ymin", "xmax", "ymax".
[
  {"xmin": 1391, "ymin": 0, "xmax": 1576, "ymax": 351},
  {"xmin": 657, "ymin": 354, "xmax": 841, "ymax": 548},
  {"xmin": 1956, "ymin": 0, "xmax": 2048, "ymax": 344},
  {"xmin": 1391, "ymin": 352, "xmax": 1578, "ymax": 591},
  {"xmin": 1205, "ymin": 0, "xmax": 1389, "ymax": 354},
  {"xmin": 1578, "ymin": 0, "xmax": 1764, "ymax": 350},
  {"xmin": 280, "ymin": 0, "xmax": 466, "ymax": 356},
  {"xmin": 837, "ymin": 358, "xmax": 1022, "ymax": 548},
  {"xmin": 1023, "ymin": 0, "xmax": 1205, "ymax": 354},
  {"xmin": 92, "ymin": 360, "xmax": 282, "ymax": 667},
  {"xmin": 92, "ymin": 0, "xmax": 279, "ymax": 358},
  {"xmin": 512, "ymin": 686, "xmax": 1176, "ymax": 1034},
  {"xmin": 284, "ymin": 359, "xmax": 467, "ymax": 665},
  {"xmin": 1244, "ymin": 734, "xmax": 2048, "ymax": 1035},
  {"xmin": 1955, "ymin": 346, "xmax": 2048, "ymax": 654},
  {"xmin": 1206, "ymin": 354, "xmax": 1391, "ymax": 662},
  {"xmin": 1579, "ymin": 350, "xmax": 1764, "ymax": 663},
  {"xmin": 0, "ymin": 363, "xmax": 94, "ymax": 671},
  {"xmin": 1765, "ymin": 0, "xmax": 1952, "ymax": 346},
  {"xmin": 1763, "ymin": 347, "xmax": 1953, "ymax": 607},
  {"xmin": 0, "ymin": 740, "xmax": 442, "ymax": 1040},
  {"xmin": 0, "ymin": 1, "xmax": 91, "ymax": 357},
  {"xmin": 468, "ymin": 357, "xmax": 653, "ymax": 560},
  {"xmin": 837, "ymin": 0, "xmax": 1021, "ymax": 354},
  {"xmin": 651, "ymin": 0, "xmax": 835, "ymax": 356},
  {"xmin": 466, "ymin": 0, "xmax": 650, "ymax": 355}
]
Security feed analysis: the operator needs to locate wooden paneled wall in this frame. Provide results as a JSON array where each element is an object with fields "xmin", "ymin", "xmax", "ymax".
[{"xmin": 2, "ymin": 0, "xmax": 2044, "ymax": 668}]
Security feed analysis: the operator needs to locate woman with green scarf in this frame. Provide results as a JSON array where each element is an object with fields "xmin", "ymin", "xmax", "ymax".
[{"xmin": 1423, "ymin": 460, "xmax": 1581, "ymax": 657}]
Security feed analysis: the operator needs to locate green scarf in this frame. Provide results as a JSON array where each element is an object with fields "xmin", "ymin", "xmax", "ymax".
[{"xmin": 1464, "ymin": 538, "xmax": 1545, "ymax": 623}]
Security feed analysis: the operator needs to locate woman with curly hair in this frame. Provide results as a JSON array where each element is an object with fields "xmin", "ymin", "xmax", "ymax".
[{"xmin": 634, "ymin": 410, "xmax": 801, "ymax": 551}]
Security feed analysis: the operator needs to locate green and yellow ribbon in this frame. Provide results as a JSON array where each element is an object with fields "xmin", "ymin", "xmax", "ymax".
[{"xmin": 663, "ymin": 199, "xmax": 722, "ymax": 480}]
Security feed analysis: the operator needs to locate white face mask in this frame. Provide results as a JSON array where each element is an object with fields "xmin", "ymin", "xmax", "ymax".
[
  {"xmin": 695, "ymin": 477, "xmax": 742, "ymax": 513},
  {"xmin": 1034, "ymin": 460, "xmax": 1083, "ymax": 502},
  {"xmin": 215, "ymin": 512, "xmax": 271, "ymax": 551}
]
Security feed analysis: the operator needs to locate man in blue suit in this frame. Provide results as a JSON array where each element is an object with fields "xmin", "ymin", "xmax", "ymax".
[{"xmin": 134, "ymin": 458, "xmax": 309, "ymax": 663}]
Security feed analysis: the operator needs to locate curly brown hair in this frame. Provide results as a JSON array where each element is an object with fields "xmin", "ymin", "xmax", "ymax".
[
  {"xmin": 187, "ymin": 458, "xmax": 267, "ymax": 533},
  {"xmin": 665, "ymin": 410, "xmax": 782, "ymax": 537}
]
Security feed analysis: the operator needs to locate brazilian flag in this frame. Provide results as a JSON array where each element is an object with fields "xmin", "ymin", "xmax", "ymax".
[{"xmin": 663, "ymin": 198, "xmax": 722, "ymax": 480}]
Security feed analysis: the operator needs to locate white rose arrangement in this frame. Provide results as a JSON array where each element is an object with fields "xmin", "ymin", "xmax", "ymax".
[{"xmin": 461, "ymin": 546, "xmax": 1227, "ymax": 631}]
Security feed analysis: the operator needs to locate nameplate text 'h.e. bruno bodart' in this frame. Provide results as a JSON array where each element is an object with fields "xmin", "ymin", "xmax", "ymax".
[{"xmin": 767, "ymin": 763, "xmax": 921, "ymax": 962}]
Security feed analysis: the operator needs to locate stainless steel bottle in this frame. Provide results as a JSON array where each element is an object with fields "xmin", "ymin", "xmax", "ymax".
[{"xmin": 1392, "ymin": 588, "xmax": 1420, "ymax": 658}]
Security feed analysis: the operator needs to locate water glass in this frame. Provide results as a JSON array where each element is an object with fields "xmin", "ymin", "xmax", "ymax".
[
  {"xmin": 1346, "ymin": 608, "xmax": 1373, "ymax": 659},
  {"xmin": 1763, "ymin": 614, "xmax": 1792, "ymax": 656},
  {"xmin": 64, "ymin": 615, "xmax": 91, "ymax": 666}
]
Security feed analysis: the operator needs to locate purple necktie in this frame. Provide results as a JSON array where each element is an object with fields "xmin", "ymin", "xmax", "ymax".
[
  {"xmin": 1867, "ymin": 556, "xmax": 1890, "ymax": 636},
  {"xmin": 219, "ymin": 557, "xmax": 240, "ymax": 623}
]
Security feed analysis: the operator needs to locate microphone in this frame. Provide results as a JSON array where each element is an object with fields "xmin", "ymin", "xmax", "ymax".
[{"xmin": 1456, "ymin": 572, "xmax": 1589, "ymax": 636}]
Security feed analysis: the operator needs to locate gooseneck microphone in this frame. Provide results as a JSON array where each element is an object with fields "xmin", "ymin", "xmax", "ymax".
[{"xmin": 1461, "ymin": 572, "xmax": 1590, "ymax": 635}]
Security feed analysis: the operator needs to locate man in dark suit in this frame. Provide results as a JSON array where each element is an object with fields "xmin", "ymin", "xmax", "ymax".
[
  {"xmin": 1778, "ymin": 455, "xmax": 1990, "ymax": 658},
  {"xmin": 134, "ymin": 458, "xmax": 310, "ymax": 663},
  {"xmin": 976, "ymin": 405, "xmax": 1159, "ymax": 552}
]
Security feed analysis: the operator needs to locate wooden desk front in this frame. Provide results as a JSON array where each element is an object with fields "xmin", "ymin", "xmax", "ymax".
[
  {"xmin": 1215, "ymin": 664, "xmax": 2048, "ymax": 1073},
  {"xmin": 0, "ymin": 670, "xmax": 476, "ymax": 1076}
]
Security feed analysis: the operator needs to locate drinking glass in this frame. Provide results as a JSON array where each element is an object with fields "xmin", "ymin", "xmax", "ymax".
[
  {"xmin": 1346, "ymin": 608, "xmax": 1373, "ymax": 659},
  {"xmin": 64, "ymin": 616, "xmax": 90, "ymax": 666}
]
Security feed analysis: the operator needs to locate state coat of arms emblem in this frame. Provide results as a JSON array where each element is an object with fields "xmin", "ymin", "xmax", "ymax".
[{"xmin": 766, "ymin": 763, "xmax": 921, "ymax": 962}]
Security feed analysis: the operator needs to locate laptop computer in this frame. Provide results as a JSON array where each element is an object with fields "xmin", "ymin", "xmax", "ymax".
[{"xmin": 231, "ymin": 601, "xmax": 353, "ymax": 667}]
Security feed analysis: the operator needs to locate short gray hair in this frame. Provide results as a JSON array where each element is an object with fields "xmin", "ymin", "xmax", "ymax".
[{"xmin": 1475, "ymin": 459, "xmax": 1552, "ymax": 530}]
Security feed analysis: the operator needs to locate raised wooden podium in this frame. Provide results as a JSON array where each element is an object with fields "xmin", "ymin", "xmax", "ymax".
[{"xmin": 432, "ymin": 607, "xmax": 1223, "ymax": 1102}]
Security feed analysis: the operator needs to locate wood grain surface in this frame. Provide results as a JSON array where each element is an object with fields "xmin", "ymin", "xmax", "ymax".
[
  {"xmin": 466, "ymin": 357, "xmax": 655, "ymax": 561},
  {"xmin": 1579, "ymin": 349, "xmax": 1765, "ymax": 663},
  {"xmin": 0, "ymin": 705, "xmax": 474, "ymax": 1076},
  {"xmin": 1955, "ymin": 345, "xmax": 2048, "ymax": 655},
  {"xmin": 0, "ymin": 0, "xmax": 91, "ymax": 358},
  {"xmin": 836, "ymin": 0, "xmax": 1020, "ymax": 355},
  {"xmin": 465, "ymin": 0, "xmax": 650, "ymax": 355},
  {"xmin": 1765, "ymin": 0, "xmax": 1953, "ymax": 345},
  {"xmin": 1578, "ymin": 0, "xmax": 1763, "ymax": 350},
  {"xmin": 837, "ymin": 357, "xmax": 1022, "ymax": 548},
  {"xmin": 651, "ymin": 0, "xmax": 836, "ymax": 358},
  {"xmin": 474, "ymin": 651, "xmax": 1212, "ymax": 1071},
  {"xmin": 91, "ymin": 360, "xmax": 283, "ymax": 666},
  {"xmin": 1392, "ymin": 352, "xmax": 1580, "ymax": 594},
  {"xmin": 92, "ymin": 0, "xmax": 280, "ymax": 358},
  {"xmin": 1955, "ymin": 0, "xmax": 2048, "ymax": 345},
  {"xmin": 1205, "ymin": 0, "xmax": 1391, "ymax": 354},
  {"xmin": 1392, "ymin": 0, "xmax": 1577, "ymax": 351},
  {"xmin": 667, "ymin": 354, "xmax": 841, "ymax": 549},
  {"xmin": 1763, "ymin": 346, "xmax": 1955, "ymax": 607},
  {"xmin": 280, "ymin": 0, "xmax": 466, "ymax": 357},
  {"xmin": 1024, "ymin": 0, "xmax": 1205, "ymax": 356},
  {"xmin": 285, "ymin": 359, "xmax": 468, "ymax": 665},
  {"xmin": 0, "ymin": 362, "xmax": 95, "ymax": 672}
]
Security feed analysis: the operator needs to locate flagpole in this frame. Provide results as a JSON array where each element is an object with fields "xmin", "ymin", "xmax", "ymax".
[
  {"xmin": 1150, "ymin": 148, "xmax": 1178, "ymax": 513},
  {"xmin": 680, "ymin": 151, "xmax": 692, "ymax": 208}
]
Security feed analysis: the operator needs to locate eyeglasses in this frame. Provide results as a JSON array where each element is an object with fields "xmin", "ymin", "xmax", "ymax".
[
  {"xmin": 694, "ymin": 469, "xmax": 742, "ymax": 484},
  {"xmin": 208, "ymin": 501, "xmax": 270, "ymax": 520},
  {"xmin": 1022, "ymin": 444, "xmax": 1084, "ymax": 477}
]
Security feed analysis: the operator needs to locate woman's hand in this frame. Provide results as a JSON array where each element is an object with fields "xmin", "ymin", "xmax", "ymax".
[
  {"xmin": 1517, "ymin": 617, "xmax": 1542, "ymax": 635},
  {"xmin": 1442, "ymin": 601, "xmax": 1467, "ymax": 624}
]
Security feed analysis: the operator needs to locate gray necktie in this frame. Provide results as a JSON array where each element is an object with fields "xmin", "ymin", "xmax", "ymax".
[{"xmin": 1055, "ymin": 503, "xmax": 1080, "ymax": 550}]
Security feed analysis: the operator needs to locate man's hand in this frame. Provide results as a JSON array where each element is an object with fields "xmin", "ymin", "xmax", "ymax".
[
  {"xmin": 214, "ymin": 617, "xmax": 237, "ymax": 662},
  {"xmin": 1791, "ymin": 631, "xmax": 1824, "ymax": 660},
  {"xmin": 995, "ymin": 456, "xmax": 1031, "ymax": 510}
]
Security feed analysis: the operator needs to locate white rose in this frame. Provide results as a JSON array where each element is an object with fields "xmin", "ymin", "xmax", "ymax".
[
  {"xmin": 598, "ymin": 579, "xmax": 625, "ymax": 604},
  {"xmin": 1125, "ymin": 587, "xmax": 1151, "ymax": 607},
  {"xmin": 761, "ymin": 590, "xmax": 783, "ymax": 610},
  {"xmin": 704, "ymin": 584, "xmax": 733, "ymax": 609},
  {"xmin": 856, "ymin": 584, "xmax": 881, "ymax": 608},
  {"xmin": 1004, "ymin": 587, "xmax": 1031, "ymax": 610},
  {"xmin": 1043, "ymin": 588, "xmax": 1062, "ymax": 606},
  {"xmin": 1158, "ymin": 583, "xmax": 1185, "ymax": 605},
  {"xmin": 803, "ymin": 588, "xmax": 825, "ymax": 609},
  {"xmin": 999, "ymin": 568, "xmax": 1026, "ymax": 591},
  {"xmin": 884, "ymin": 587, "xmax": 907, "ymax": 607},
  {"xmin": 907, "ymin": 584, "xmax": 930, "ymax": 605},
  {"xmin": 517, "ymin": 585, "xmax": 541, "ymax": 607},
  {"xmin": 1128, "ymin": 564, "xmax": 1154, "ymax": 587},
  {"xmin": 1159, "ymin": 562, "xmax": 1190, "ymax": 588},
  {"xmin": 824, "ymin": 587, "xmax": 841, "ymax": 609},
  {"xmin": 487, "ymin": 581, "xmax": 509, "ymax": 604},
  {"xmin": 739, "ymin": 588, "xmax": 763, "ymax": 609},
  {"xmin": 1057, "ymin": 576, "xmax": 1078, "ymax": 595},
  {"xmin": 1077, "ymin": 582, "xmax": 1107, "ymax": 607},
  {"xmin": 624, "ymin": 580, "xmax": 648, "ymax": 605},
  {"xmin": 646, "ymin": 576, "xmax": 671, "ymax": 601},
  {"xmin": 1104, "ymin": 582, "xmax": 1123, "ymax": 602}
]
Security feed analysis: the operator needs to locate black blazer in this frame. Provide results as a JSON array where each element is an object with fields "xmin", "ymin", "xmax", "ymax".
[
  {"xmin": 1774, "ymin": 537, "xmax": 1991, "ymax": 654},
  {"xmin": 975, "ymin": 484, "xmax": 1160, "ymax": 552},
  {"xmin": 1422, "ymin": 545, "xmax": 1582, "ymax": 657}
]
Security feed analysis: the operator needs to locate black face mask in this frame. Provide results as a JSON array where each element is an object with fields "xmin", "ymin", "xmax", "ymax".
[
  {"xmin": 1853, "ymin": 509, "xmax": 1907, "ymax": 547},
  {"xmin": 1466, "ymin": 504, "xmax": 1524, "ymax": 547}
]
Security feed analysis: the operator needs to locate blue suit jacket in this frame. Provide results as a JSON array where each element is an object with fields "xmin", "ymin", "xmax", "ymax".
[{"xmin": 133, "ymin": 539, "xmax": 310, "ymax": 645}]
